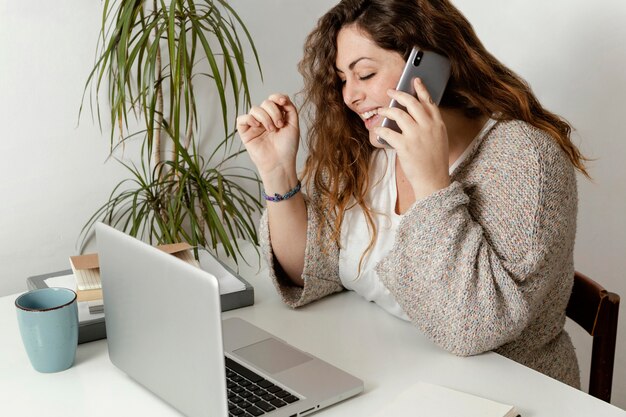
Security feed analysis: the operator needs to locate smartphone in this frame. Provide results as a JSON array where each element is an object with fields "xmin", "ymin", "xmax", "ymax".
[{"xmin": 377, "ymin": 47, "xmax": 451, "ymax": 147}]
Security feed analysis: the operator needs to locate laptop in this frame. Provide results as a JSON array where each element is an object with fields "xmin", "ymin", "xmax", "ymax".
[{"xmin": 96, "ymin": 223, "xmax": 364, "ymax": 417}]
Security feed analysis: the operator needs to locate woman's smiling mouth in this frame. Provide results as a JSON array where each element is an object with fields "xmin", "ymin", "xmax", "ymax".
[{"xmin": 360, "ymin": 108, "xmax": 380, "ymax": 129}]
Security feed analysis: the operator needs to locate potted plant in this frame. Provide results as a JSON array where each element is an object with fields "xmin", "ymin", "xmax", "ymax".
[{"xmin": 79, "ymin": 0, "xmax": 263, "ymax": 261}]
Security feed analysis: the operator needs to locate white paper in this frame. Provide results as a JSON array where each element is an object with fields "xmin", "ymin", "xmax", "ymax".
[
  {"xmin": 369, "ymin": 381, "xmax": 518, "ymax": 417},
  {"xmin": 198, "ymin": 250, "xmax": 246, "ymax": 295},
  {"xmin": 43, "ymin": 274, "xmax": 105, "ymax": 323},
  {"xmin": 45, "ymin": 274, "xmax": 77, "ymax": 291}
]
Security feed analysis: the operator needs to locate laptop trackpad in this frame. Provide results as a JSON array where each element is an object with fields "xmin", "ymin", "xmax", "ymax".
[{"xmin": 234, "ymin": 338, "xmax": 313, "ymax": 374}]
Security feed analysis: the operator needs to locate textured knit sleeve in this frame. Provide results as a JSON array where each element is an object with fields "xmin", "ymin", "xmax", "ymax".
[
  {"xmin": 377, "ymin": 121, "xmax": 578, "ymax": 357},
  {"xmin": 259, "ymin": 185, "xmax": 344, "ymax": 308}
]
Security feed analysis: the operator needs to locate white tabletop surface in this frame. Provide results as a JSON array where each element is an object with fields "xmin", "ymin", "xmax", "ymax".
[{"xmin": 1, "ymin": 244, "xmax": 624, "ymax": 417}]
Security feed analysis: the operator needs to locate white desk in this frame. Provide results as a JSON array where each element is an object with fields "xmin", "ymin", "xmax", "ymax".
[{"xmin": 1, "ymin": 247, "xmax": 624, "ymax": 417}]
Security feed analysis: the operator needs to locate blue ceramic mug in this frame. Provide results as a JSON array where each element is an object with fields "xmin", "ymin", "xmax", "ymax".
[{"xmin": 15, "ymin": 287, "xmax": 78, "ymax": 373}]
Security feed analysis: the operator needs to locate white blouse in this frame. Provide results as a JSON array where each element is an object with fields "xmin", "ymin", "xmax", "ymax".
[{"xmin": 338, "ymin": 118, "xmax": 497, "ymax": 320}]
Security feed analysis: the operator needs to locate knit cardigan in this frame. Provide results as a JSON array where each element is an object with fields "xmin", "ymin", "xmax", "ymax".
[{"xmin": 259, "ymin": 120, "xmax": 581, "ymax": 388}]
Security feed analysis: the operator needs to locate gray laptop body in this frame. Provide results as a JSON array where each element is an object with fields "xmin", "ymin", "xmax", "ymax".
[{"xmin": 96, "ymin": 223, "xmax": 363, "ymax": 417}]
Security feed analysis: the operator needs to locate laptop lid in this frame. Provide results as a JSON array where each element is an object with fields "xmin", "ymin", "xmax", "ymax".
[{"xmin": 97, "ymin": 223, "xmax": 228, "ymax": 417}]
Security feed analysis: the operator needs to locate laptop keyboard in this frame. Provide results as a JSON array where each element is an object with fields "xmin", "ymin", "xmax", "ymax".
[{"xmin": 225, "ymin": 357, "xmax": 300, "ymax": 416}]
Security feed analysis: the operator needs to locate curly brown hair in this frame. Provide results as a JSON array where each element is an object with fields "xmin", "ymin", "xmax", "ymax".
[{"xmin": 298, "ymin": 0, "xmax": 588, "ymax": 253}]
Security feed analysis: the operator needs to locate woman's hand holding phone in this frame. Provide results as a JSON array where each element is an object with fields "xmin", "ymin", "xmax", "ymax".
[
  {"xmin": 236, "ymin": 94, "xmax": 300, "ymax": 186},
  {"xmin": 374, "ymin": 78, "xmax": 451, "ymax": 200},
  {"xmin": 377, "ymin": 48, "xmax": 450, "ymax": 147}
]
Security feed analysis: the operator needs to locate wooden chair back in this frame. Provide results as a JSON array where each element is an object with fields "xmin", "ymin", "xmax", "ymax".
[{"xmin": 566, "ymin": 271, "xmax": 620, "ymax": 403}]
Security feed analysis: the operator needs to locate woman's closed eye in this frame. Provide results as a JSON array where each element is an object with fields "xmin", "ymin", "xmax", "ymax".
[{"xmin": 338, "ymin": 73, "xmax": 376, "ymax": 85}]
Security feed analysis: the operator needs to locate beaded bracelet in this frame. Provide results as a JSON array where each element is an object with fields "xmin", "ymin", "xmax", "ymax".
[{"xmin": 262, "ymin": 181, "xmax": 302, "ymax": 202}]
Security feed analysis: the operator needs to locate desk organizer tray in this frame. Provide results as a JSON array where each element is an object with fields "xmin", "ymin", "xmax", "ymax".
[{"xmin": 27, "ymin": 265, "xmax": 254, "ymax": 344}]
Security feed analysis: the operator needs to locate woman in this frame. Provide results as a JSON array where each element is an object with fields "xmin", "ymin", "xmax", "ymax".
[{"xmin": 236, "ymin": 0, "xmax": 587, "ymax": 387}]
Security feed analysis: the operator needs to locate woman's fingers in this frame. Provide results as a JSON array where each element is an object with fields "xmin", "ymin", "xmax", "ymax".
[
  {"xmin": 375, "ymin": 78, "xmax": 447, "ymax": 151},
  {"xmin": 374, "ymin": 124, "xmax": 403, "ymax": 149},
  {"xmin": 249, "ymin": 105, "xmax": 278, "ymax": 133},
  {"xmin": 413, "ymin": 78, "xmax": 443, "ymax": 123},
  {"xmin": 236, "ymin": 114, "xmax": 260, "ymax": 130},
  {"xmin": 247, "ymin": 94, "xmax": 296, "ymax": 133},
  {"xmin": 376, "ymin": 106, "xmax": 415, "ymax": 145},
  {"xmin": 385, "ymin": 88, "xmax": 430, "ymax": 126},
  {"xmin": 269, "ymin": 94, "xmax": 298, "ymax": 126},
  {"xmin": 236, "ymin": 114, "xmax": 263, "ymax": 142},
  {"xmin": 384, "ymin": 78, "xmax": 443, "ymax": 126},
  {"xmin": 267, "ymin": 93, "xmax": 292, "ymax": 110}
]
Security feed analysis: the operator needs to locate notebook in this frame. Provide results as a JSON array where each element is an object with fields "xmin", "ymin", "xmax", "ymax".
[
  {"xmin": 371, "ymin": 381, "xmax": 519, "ymax": 417},
  {"xmin": 95, "ymin": 223, "xmax": 364, "ymax": 417}
]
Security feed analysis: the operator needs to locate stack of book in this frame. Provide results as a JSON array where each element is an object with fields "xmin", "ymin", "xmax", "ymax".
[{"xmin": 70, "ymin": 242, "xmax": 199, "ymax": 303}]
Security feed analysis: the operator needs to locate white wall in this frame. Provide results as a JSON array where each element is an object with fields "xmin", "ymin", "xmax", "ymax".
[
  {"xmin": 0, "ymin": 0, "xmax": 130, "ymax": 294},
  {"xmin": 2, "ymin": 0, "xmax": 625, "ymax": 409}
]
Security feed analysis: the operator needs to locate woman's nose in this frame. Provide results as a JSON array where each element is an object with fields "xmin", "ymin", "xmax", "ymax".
[{"xmin": 343, "ymin": 80, "xmax": 365, "ymax": 107}]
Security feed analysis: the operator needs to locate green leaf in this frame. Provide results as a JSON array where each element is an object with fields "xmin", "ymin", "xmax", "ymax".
[{"xmin": 79, "ymin": 0, "xmax": 264, "ymax": 263}]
